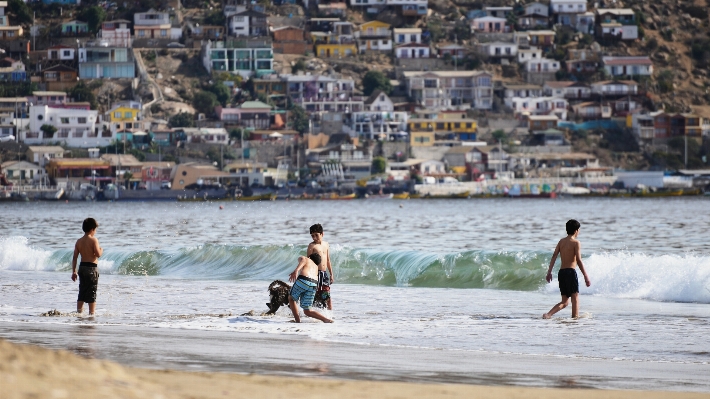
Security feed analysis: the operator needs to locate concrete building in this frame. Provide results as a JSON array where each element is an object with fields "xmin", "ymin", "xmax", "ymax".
[
  {"xmin": 202, "ymin": 39, "xmax": 274, "ymax": 78},
  {"xmin": 404, "ymin": 70, "xmax": 493, "ymax": 110},
  {"xmin": 25, "ymin": 105, "xmax": 107, "ymax": 147},
  {"xmin": 99, "ymin": 20, "xmax": 132, "ymax": 47},
  {"xmin": 78, "ymin": 42, "xmax": 136, "ymax": 79}
]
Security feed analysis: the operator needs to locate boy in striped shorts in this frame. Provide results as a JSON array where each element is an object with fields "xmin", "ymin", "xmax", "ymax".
[{"xmin": 288, "ymin": 253, "xmax": 333, "ymax": 323}]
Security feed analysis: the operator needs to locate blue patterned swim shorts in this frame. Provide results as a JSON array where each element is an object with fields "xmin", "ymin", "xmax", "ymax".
[{"xmin": 290, "ymin": 275, "xmax": 317, "ymax": 310}]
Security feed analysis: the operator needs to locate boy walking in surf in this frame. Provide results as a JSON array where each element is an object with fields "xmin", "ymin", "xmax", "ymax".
[
  {"xmin": 307, "ymin": 224, "xmax": 334, "ymax": 311},
  {"xmin": 71, "ymin": 218, "xmax": 103, "ymax": 315},
  {"xmin": 543, "ymin": 219, "xmax": 591, "ymax": 319}
]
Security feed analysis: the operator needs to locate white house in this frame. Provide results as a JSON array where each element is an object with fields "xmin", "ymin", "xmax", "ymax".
[
  {"xmin": 576, "ymin": 11, "xmax": 595, "ymax": 34},
  {"xmin": 392, "ymin": 28, "xmax": 422, "ymax": 45},
  {"xmin": 590, "ymin": 80, "xmax": 639, "ymax": 96},
  {"xmin": 25, "ymin": 105, "xmax": 107, "ymax": 147},
  {"xmin": 477, "ymin": 41, "xmax": 518, "ymax": 59},
  {"xmin": 602, "ymin": 56, "xmax": 653, "ymax": 76},
  {"xmin": 543, "ymin": 81, "xmax": 592, "ymax": 99},
  {"xmin": 524, "ymin": 57, "xmax": 560, "ymax": 73},
  {"xmin": 353, "ymin": 90, "xmax": 408, "ymax": 140},
  {"xmin": 395, "ymin": 42, "xmax": 430, "ymax": 58},
  {"xmin": 503, "ymin": 84, "xmax": 543, "ymax": 107},
  {"xmin": 47, "ymin": 45, "xmax": 75, "ymax": 61},
  {"xmin": 550, "ymin": 0, "xmax": 587, "ymax": 25},
  {"xmin": 0, "ymin": 160, "xmax": 45, "ymax": 183},
  {"xmin": 507, "ymin": 97, "xmax": 569, "ymax": 120},
  {"xmin": 517, "ymin": 46, "xmax": 542, "ymax": 64},
  {"xmin": 182, "ymin": 128, "xmax": 229, "ymax": 145},
  {"xmin": 524, "ymin": 2, "xmax": 549, "ymax": 17}
]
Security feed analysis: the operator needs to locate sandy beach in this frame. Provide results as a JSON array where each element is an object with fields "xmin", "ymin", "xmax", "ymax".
[{"xmin": 3, "ymin": 338, "xmax": 709, "ymax": 399}]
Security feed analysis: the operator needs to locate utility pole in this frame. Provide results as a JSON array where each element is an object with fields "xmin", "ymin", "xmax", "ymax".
[
  {"xmin": 220, "ymin": 144, "xmax": 223, "ymax": 170},
  {"xmin": 685, "ymin": 133, "xmax": 688, "ymax": 169}
]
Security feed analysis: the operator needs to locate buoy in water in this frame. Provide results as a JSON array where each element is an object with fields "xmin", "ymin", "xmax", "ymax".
[{"xmin": 219, "ymin": 205, "xmax": 224, "ymax": 210}]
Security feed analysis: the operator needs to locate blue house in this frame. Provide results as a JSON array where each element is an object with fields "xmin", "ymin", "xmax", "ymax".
[
  {"xmin": 0, "ymin": 58, "xmax": 27, "ymax": 82},
  {"xmin": 61, "ymin": 20, "xmax": 89, "ymax": 35}
]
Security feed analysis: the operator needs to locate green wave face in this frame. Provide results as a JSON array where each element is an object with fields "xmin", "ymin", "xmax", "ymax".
[{"xmin": 53, "ymin": 245, "xmax": 551, "ymax": 291}]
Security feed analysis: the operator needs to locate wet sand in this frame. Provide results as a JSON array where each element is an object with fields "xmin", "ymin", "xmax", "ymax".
[
  {"xmin": 2, "ymin": 321, "xmax": 710, "ymax": 396},
  {"xmin": 3, "ymin": 337, "xmax": 710, "ymax": 399}
]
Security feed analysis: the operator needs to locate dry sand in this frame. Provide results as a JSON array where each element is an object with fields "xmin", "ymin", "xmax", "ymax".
[{"xmin": 2, "ymin": 339, "xmax": 709, "ymax": 399}]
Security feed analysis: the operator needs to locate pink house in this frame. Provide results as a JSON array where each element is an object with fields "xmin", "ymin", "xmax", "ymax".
[
  {"xmin": 470, "ymin": 17, "xmax": 511, "ymax": 33},
  {"xmin": 216, "ymin": 101, "xmax": 272, "ymax": 129}
]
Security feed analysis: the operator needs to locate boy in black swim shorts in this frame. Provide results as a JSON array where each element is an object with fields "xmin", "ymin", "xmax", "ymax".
[
  {"xmin": 71, "ymin": 218, "xmax": 103, "ymax": 315},
  {"xmin": 543, "ymin": 219, "xmax": 591, "ymax": 319}
]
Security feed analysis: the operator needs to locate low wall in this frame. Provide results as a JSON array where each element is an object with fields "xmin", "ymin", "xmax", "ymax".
[{"xmin": 415, "ymin": 176, "xmax": 618, "ymax": 195}]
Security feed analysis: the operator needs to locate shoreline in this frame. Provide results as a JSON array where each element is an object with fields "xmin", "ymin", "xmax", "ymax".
[
  {"xmin": 2, "ymin": 337, "xmax": 709, "ymax": 399},
  {"xmin": 1, "ymin": 321, "xmax": 709, "ymax": 393}
]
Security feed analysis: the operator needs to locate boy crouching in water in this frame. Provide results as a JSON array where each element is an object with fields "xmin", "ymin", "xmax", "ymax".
[
  {"xmin": 71, "ymin": 218, "xmax": 103, "ymax": 315},
  {"xmin": 288, "ymin": 253, "xmax": 333, "ymax": 323},
  {"xmin": 543, "ymin": 219, "xmax": 591, "ymax": 319}
]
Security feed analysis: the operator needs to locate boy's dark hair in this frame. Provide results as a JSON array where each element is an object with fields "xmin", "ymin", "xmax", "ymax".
[
  {"xmin": 309, "ymin": 224, "xmax": 323, "ymax": 234},
  {"xmin": 82, "ymin": 218, "xmax": 99, "ymax": 233},
  {"xmin": 566, "ymin": 219, "xmax": 580, "ymax": 235},
  {"xmin": 308, "ymin": 253, "xmax": 322, "ymax": 265}
]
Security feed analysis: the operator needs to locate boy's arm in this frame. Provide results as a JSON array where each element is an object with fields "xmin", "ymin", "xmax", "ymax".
[
  {"xmin": 93, "ymin": 237, "xmax": 103, "ymax": 258},
  {"xmin": 71, "ymin": 242, "xmax": 79, "ymax": 282},
  {"xmin": 326, "ymin": 244, "xmax": 333, "ymax": 283},
  {"xmin": 289, "ymin": 256, "xmax": 307, "ymax": 282},
  {"xmin": 306, "ymin": 243, "xmax": 314, "ymax": 256},
  {"xmin": 546, "ymin": 242, "xmax": 560, "ymax": 283},
  {"xmin": 575, "ymin": 241, "xmax": 591, "ymax": 287}
]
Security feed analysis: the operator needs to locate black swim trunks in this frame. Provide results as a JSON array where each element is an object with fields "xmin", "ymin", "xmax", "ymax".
[
  {"xmin": 558, "ymin": 268, "xmax": 579, "ymax": 297},
  {"xmin": 317, "ymin": 270, "xmax": 331, "ymax": 301},
  {"xmin": 77, "ymin": 262, "xmax": 99, "ymax": 303}
]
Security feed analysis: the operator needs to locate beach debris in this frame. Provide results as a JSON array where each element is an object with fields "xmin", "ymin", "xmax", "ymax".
[
  {"xmin": 240, "ymin": 310, "xmax": 256, "ymax": 316},
  {"xmin": 40, "ymin": 309, "xmax": 63, "ymax": 317}
]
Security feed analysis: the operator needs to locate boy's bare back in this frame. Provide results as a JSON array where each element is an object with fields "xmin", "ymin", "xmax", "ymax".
[
  {"xmin": 74, "ymin": 235, "xmax": 102, "ymax": 264},
  {"xmin": 555, "ymin": 236, "xmax": 581, "ymax": 270}
]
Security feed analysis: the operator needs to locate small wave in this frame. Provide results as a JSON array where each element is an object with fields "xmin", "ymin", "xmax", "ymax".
[{"xmin": 1, "ymin": 236, "xmax": 709, "ymax": 303}]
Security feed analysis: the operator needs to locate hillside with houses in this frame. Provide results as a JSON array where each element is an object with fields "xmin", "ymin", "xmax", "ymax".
[{"xmin": 0, "ymin": 0, "xmax": 709, "ymax": 198}]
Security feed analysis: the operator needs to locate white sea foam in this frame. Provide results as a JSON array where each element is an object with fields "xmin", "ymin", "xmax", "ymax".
[
  {"xmin": 0, "ymin": 236, "xmax": 55, "ymax": 271},
  {"xmin": 546, "ymin": 252, "xmax": 710, "ymax": 303}
]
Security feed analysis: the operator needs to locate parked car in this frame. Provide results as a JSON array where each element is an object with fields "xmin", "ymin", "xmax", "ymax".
[
  {"xmin": 167, "ymin": 42, "xmax": 185, "ymax": 48},
  {"xmin": 160, "ymin": 181, "xmax": 171, "ymax": 190}
]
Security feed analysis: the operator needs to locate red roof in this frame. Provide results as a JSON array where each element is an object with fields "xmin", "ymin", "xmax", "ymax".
[{"xmin": 603, "ymin": 56, "xmax": 652, "ymax": 66}]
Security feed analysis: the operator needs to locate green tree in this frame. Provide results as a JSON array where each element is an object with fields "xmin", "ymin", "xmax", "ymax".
[
  {"xmin": 292, "ymin": 59, "xmax": 307, "ymax": 74},
  {"xmin": 289, "ymin": 105, "xmax": 309, "ymax": 134},
  {"xmin": 80, "ymin": 6, "xmax": 107, "ymax": 33},
  {"xmin": 491, "ymin": 129, "xmax": 507, "ymax": 144},
  {"xmin": 169, "ymin": 112, "xmax": 194, "ymax": 128},
  {"xmin": 203, "ymin": 9, "xmax": 225, "ymax": 26},
  {"xmin": 66, "ymin": 82, "xmax": 98, "ymax": 109},
  {"xmin": 207, "ymin": 81, "xmax": 231, "ymax": 106},
  {"xmin": 362, "ymin": 70, "xmax": 392, "ymax": 96},
  {"xmin": 8, "ymin": 0, "xmax": 32, "ymax": 24},
  {"xmin": 192, "ymin": 91, "xmax": 219, "ymax": 116},
  {"xmin": 371, "ymin": 157, "xmax": 387, "ymax": 174},
  {"xmin": 40, "ymin": 124, "xmax": 57, "ymax": 138},
  {"xmin": 229, "ymin": 128, "xmax": 250, "ymax": 141}
]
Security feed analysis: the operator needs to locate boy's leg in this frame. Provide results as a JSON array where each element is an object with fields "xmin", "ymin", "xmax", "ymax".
[
  {"xmin": 570, "ymin": 293, "xmax": 579, "ymax": 318},
  {"xmin": 88, "ymin": 302, "xmax": 96, "ymax": 315},
  {"xmin": 326, "ymin": 297, "xmax": 332, "ymax": 311},
  {"xmin": 542, "ymin": 295, "xmax": 570, "ymax": 319},
  {"xmin": 288, "ymin": 296, "xmax": 301, "ymax": 323},
  {"xmin": 303, "ymin": 308, "xmax": 333, "ymax": 323},
  {"xmin": 76, "ymin": 301, "xmax": 84, "ymax": 313}
]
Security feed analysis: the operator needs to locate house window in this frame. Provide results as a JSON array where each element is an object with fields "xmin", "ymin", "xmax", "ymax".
[
  {"xmin": 114, "ymin": 112, "xmax": 122, "ymax": 118},
  {"xmin": 125, "ymin": 112, "xmax": 133, "ymax": 118},
  {"xmin": 138, "ymin": 30, "xmax": 145, "ymax": 37},
  {"xmin": 160, "ymin": 30, "xmax": 167, "ymax": 37},
  {"xmin": 78, "ymin": 117, "xmax": 87, "ymax": 124},
  {"xmin": 398, "ymin": 34, "xmax": 405, "ymax": 42},
  {"xmin": 61, "ymin": 117, "xmax": 70, "ymax": 124},
  {"xmin": 382, "ymin": 40, "xmax": 388, "ymax": 45}
]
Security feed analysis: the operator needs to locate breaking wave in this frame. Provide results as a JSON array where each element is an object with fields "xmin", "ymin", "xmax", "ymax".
[{"xmin": 1, "ymin": 236, "xmax": 709, "ymax": 303}]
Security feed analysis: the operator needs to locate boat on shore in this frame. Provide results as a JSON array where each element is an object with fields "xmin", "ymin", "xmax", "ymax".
[
  {"xmin": 321, "ymin": 193, "xmax": 356, "ymax": 200},
  {"xmin": 421, "ymin": 191, "xmax": 470, "ymax": 199},
  {"xmin": 366, "ymin": 193, "xmax": 394, "ymax": 200},
  {"xmin": 392, "ymin": 193, "xmax": 410, "ymax": 200},
  {"xmin": 235, "ymin": 193, "xmax": 276, "ymax": 201}
]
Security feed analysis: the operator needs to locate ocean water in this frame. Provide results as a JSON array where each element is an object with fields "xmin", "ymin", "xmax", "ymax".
[{"xmin": 0, "ymin": 199, "xmax": 709, "ymax": 389}]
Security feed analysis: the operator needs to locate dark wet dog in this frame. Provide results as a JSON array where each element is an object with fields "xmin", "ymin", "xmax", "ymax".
[{"xmin": 266, "ymin": 280, "xmax": 328, "ymax": 314}]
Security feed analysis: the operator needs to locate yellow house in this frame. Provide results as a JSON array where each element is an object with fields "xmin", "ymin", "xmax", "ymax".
[
  {"xmin": 409, "ymin": 118, "xmax": 478, "ymax": 143},
  {"xmin": 313, "ymin": 22, "xmax": 357, "ymax": 58},
  {"xmin": 357, "ymin": 20, "xmax": 392, "ymax": 53},
  {"xmin": 107, "ymin": 102, "xmax": 144, "ymax": 133}
]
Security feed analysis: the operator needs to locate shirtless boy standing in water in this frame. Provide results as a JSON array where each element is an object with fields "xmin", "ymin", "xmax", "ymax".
[
  {"xmin": 71, "ymin": 218, "xmax": 103, "ymax": 315},
  {"xmin": 307, "ymin": 224, "xmax": 333, "ymax": 310},
  {"xmin": 543, "ymin": 219, "xmax": 591, "ymax": 319}
]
